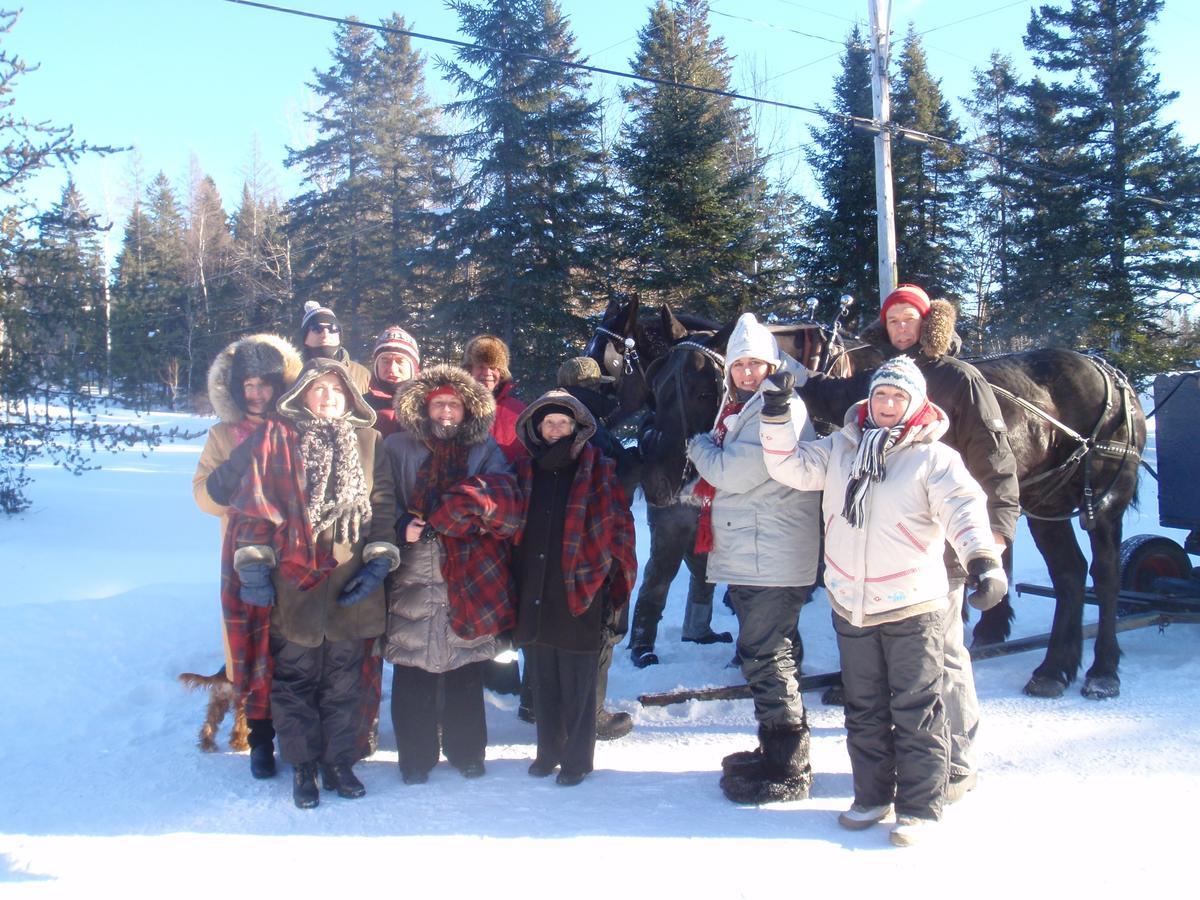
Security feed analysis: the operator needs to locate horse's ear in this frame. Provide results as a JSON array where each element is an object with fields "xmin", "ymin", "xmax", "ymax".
[
  {"xmin": 626, "ymin": 293, "xmax": 641, "ymax": 328},
  {"xmin": 661, "ymin": 303, "xmax": 688, "ymax": 342},
  {"xmin": 711, "ymin": 318, "xmax": 737, "ymax": 351}
]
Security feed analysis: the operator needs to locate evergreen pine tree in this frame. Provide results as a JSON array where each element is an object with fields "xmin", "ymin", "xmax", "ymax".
[
  {"xmin": 285, "ymin": 18, "xmax": 377, "ymax": 330},
  {"xmin": 111, "ymin": 173, "xmax": 190, "ymax": 408},
  {"xmin": 616, "ymin": 0, "xmax": 777, "ymax": 322},
  {"xmin": 798, "ymin": 28, "xmax": 879, "ymax": 333},
  {"xmin": 1024, "ymin": 0, "xmax": 1200, "ymax": 377},
  {"xmin": 228, "ymin": 143, "xmax": 293, "ymax": 337},
  {"xmin": 891, "ymin": 26, "xmax": 968, "ymax": 305},
  {"xmin": 359, "ymin": 15, "xmax": 452, "ymax": 344},
  {"xmin": 438, "ymin": 0, "xmax": 608, "ymax": 385}
]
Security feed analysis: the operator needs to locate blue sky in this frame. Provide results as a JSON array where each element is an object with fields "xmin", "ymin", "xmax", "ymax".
[{"xmin": 10, "ymin": 0, "xmax": 1198, "ymax": 243}]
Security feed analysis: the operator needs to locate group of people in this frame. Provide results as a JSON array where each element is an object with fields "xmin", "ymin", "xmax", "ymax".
[
  {"xmin": 193, "ymin": 282, "xmax": 1017, "ymax": 848},
  {"xmin": 194, "ymin": 301, "xmax": 635, "ymax": 809}
]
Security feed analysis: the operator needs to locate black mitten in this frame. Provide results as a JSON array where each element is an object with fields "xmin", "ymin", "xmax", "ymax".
[
  {"xmin": 206, "ymin": 437, "xmax": 255, "ymax": 506},
  {"xmin": 338, "ymin": 556, "xmax": 392, "ymax": 608},
  {"xmin": 966, "ymin": 555, "xmax": 1007, "ymax": 611},
  {"xmin": 760, "ymin": 370, "xmax": 796, "ymax": 419},
  {"xmin": 238, "ymin": 562, "xmax": 276, "ymax": 608}
]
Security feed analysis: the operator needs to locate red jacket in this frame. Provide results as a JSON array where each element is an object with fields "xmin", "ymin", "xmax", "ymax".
[{"xmin": 491, "ymin": 380, "xmax": 528, "ymax": 463}]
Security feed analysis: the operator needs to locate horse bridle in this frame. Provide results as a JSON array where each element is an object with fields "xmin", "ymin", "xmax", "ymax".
[
  {"xmin": 652, "ymin": 336, "xmax": 727, "ymax": 490},
  {"xmin": 592, "ymin": 325, "xmax": 644, "ymax": 379}
]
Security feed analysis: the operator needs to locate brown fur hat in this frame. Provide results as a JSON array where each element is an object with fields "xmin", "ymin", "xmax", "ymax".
[
  {"xmin": 207, "ymin": 333, "xmax": 303, "ymax": 424},
  {"xmin": 394, "ymin": 364, "xmax": 496, "ymax": 446},
  {"xmin": 863, "ymin": 297, "xmax": 960, "ymax": 360},
  {"xmin": 461, "ymin": 334, "xmax": 512, "ymax": 382}
]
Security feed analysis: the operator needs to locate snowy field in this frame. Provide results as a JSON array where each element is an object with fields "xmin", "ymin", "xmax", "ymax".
[{"xmin": 1, "ymin": 406, "xmax": 1197, "ymax": 897}]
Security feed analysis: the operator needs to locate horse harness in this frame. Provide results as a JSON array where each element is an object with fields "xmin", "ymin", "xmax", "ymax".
[
  {"xmin": 985, "ymin": 352, "xmax": 1142, "ymax": 529},
  {"xmin": 592, "ymin": 325, "xmax": 644, "ymax": 379}
]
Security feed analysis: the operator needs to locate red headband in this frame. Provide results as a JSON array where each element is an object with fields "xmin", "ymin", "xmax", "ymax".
[{"xmin": 426, "ymin": 384, "xmax": 460, "ymax": 405}]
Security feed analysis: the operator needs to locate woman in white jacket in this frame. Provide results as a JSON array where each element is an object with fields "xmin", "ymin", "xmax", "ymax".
[
  {"xmin": 685, "ymin": 312, "xmax": 822, "ymax": 805},
  {"xmin": 759, "ymin": 356, "xmax": 1006, "ymax": 846}
]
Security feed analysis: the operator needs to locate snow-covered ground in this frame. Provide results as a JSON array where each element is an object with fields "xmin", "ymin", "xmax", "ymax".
[{"xmin": 1, "ymin": 408, "xmax": 1197, "ymax": 897}]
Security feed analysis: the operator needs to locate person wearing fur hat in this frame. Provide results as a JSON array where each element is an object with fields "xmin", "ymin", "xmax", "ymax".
[
  {"xmin": 462, "ymin": 333, "xmax": 527, "ymax": 463},
  {"xmin": 759, "ymin": 356, "xmax": 1007, "ymax": 846},
  {"xmin": 795, "ymin": 283, "xmax": 1019, "ymax": 802},
  {"xmin": 225, "ymin": 358, "xmax": 401, "ymax": 809},
  {"xmin": 382, "ymin": 365, "xmax": 519, "ymax": 784},
  {"xmin": 298, "ymin": 300, "xmax": 371, "ymax": 395},
  {"xmin": 511, "ymin": 390, "xmax": 637, "ymax": 786},
  {"xmin": 684, "ymin": 313, "xmax": 823, "ymax": 805},
  {"xmin": 366, "ymin": 325, "xmax": 421, "ymax": 438},
  {"xmin": 194, "ymin": 333, "xmax": 303, "ymax": 780}
]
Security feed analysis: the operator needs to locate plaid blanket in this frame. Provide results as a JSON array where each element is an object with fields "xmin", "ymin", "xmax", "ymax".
[
  {"xmin": 220, "ymin": 419, "xmax": 333, "ymax": 716},
  {"xmin": 427, "ymin": 472, "xmax": 523, "ymax": 639},
  {"xmin": 515, "ymin": 444, "xmax": 637, "ymax": 617}
]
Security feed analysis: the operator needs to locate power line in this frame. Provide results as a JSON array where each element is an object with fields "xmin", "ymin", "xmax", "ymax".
[
  {"xmin": 225, "ymin": 1, "xmax": 838, "ymax": 123},
  {"xmin": 709, "ymin": 9, "xmax": 846, "ymax": 46},
  {"xmin": 225, "ymin": 2, "xmax": 1192, "ymax": 219},
  {"xmin": 917, "ymin": 0, "xmax": 1032, "ymax": 37}
]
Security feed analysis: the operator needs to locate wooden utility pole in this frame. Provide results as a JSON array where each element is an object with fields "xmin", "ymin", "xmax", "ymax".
[{"xmin": 868, "ymin": 0, "xmax": 898, "ymax": 305}]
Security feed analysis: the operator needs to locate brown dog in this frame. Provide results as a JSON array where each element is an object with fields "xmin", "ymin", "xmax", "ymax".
[{"xmin": 178, "ymin": 666, "xmax": 250, "ymax": 752}]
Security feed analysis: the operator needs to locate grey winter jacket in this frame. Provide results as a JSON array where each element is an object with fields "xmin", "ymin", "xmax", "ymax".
[
  {"xmin": 381, "ymin": 366, "xmax": 513, "ymax": 673},
  {"xmin": 686, "ymin": 390, "xmax": 821, "ymax": 587}
]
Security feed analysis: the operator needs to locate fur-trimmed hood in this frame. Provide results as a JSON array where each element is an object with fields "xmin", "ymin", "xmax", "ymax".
[
  {"xmin": 863, "ymin": 297, "xmax": 962, "ymax": 360},
  {"xmin": 515, "ymin": 389, "xmax": 598, "ymax": 459},
  {"xmin": 274, "ymin": 357, "xmax": 376, "ymax": 428},
  {"xmin": 393, "ymin": 364, "xmax": 496, "ymax": 446},
  {"xmin": 206, "ymin": 333, "xmax": 303, "ymax": 425}
]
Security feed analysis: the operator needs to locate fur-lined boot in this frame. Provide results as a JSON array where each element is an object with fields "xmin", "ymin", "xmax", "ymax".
[
  {"xmin": 721, "ymin": 724, "xmax": 769, "ymax": 779},
  {"xmin": 719, "ymin": 720, "xmax": 812, "ymax": 804}
]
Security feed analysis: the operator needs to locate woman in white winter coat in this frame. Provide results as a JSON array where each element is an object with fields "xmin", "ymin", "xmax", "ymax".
[
  {"xmin": 759, "ymin": 355, "xmax": 1007, "ymax": 846},
  {"xmin": 685, "ymin": 312, "xmax": 822, "ymax": 805}
]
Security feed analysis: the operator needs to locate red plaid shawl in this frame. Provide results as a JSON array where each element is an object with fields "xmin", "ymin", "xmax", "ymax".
[
  {"xmin": 515, "ymin": 444, "xmax": 637, "ymax": 617},
  {"xmin": 427, "ymin": 472, "xmax": 523, "ymax": 639},
  {"xmin": 220, "ymin": 419, "xmax": 336, "ymax": 717}
]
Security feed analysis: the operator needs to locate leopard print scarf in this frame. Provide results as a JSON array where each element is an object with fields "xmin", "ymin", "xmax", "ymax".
[{"xmin": 295, "ymin": 417, "xmax": 372, "ymax": 545}]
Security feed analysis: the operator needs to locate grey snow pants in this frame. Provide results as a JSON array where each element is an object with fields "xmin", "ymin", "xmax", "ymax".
[
  {"xmin": 269, "ymin": 635, "xmax": 365, "ymax": 767},
  {"xmin": 944, "ymin": 578, "xmax": 980, "ymax": 778},
  {"xmin": 833, "ymin": 608, "xmax": 949, "ymax": 821}
]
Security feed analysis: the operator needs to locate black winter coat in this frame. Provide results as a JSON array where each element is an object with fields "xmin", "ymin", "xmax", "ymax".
[{"xmin": 513, "ymin": 452, "xmax": 606, "ymax": 652}]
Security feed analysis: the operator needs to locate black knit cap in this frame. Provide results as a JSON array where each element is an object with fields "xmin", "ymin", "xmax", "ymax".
[{"xmin": 531, "ymin": 402, "xmax": 576, "ymax": 431}]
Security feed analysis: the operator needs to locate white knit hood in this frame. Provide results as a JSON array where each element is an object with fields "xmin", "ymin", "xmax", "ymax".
[{"xmin": 723, "ymin": 313, "xmax": 781, "ymax": 392}]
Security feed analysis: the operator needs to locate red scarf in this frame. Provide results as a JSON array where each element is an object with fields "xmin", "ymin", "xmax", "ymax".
[{"xmin": 692, "ymin": 398, "xmax": 745, "ymax": 554}]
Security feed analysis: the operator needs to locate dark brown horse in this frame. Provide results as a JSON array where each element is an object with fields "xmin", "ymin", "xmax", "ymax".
[{"xmin": 639, "ymin": 317, "xmax": 1147, "ymax": 700}]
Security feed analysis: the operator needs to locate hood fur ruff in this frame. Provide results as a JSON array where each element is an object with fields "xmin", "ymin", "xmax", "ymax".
[
  {"xmin": 394, "ymin": 364, "xmax": 496, "ymax": 447},
  {"xmin": 863, "ymin": 297, "xmax": 961, "ymax": 359},
  {"xmin": 275, "ymin": 357, "xmax": 376, "ymax": 428},
  {"xmin": 515, "ymin": 389, "xmax": 598, "ymax": 459},
  {"xmin": 207, "ymin": 333, "xmax": 303, "ymax": 425}
]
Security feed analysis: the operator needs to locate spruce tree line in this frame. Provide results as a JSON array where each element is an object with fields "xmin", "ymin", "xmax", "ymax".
[{"xmin": 5, "ymin": 0, "xmax": 1200, "ymax": 513}]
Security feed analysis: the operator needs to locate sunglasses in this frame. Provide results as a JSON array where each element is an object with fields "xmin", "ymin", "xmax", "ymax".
[{"xmin": 309, "ymin": 323, "xmax": 341, "ymax": 334}]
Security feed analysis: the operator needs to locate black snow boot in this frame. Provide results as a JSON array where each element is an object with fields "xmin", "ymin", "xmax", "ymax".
[
  {"xmin": 321, "ymin": 762, "xmax": 366, "ymax": 799},
  {"xmin": 292, "ymin": 762, "xmax": 320, "ymax": 809},
  {"xmin": 247, "ymin": 717, "xmax": 277, "ymax": 779},
  {"xmin": 719, "ymin": 721, "xmax": 812, "ymax": 804}
]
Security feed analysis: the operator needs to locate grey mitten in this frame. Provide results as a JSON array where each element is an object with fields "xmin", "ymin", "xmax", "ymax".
[{"xmin": 238, "ymin": 562, "xmax": 275, "ymax": 608}]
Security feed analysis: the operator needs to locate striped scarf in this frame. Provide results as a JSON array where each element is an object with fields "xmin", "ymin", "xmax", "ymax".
[{"xmin": 841, "ymin": 400, "xmax": 936, "ymax": 528}]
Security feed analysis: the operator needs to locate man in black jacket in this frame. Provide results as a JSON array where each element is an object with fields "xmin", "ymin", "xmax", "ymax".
[{"xmin": 797, "ymin": 284, "xmax": 1020, "ymax": 803}]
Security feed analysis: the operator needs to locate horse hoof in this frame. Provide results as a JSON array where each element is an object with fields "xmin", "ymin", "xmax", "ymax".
[
  {"xmin": 1081, "ymin": 676, "xmax": 1120, "ymax": 700},
  {"xmin": 1022, "ymin": 675, "xmax": 1067, "ymax": 698}
]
